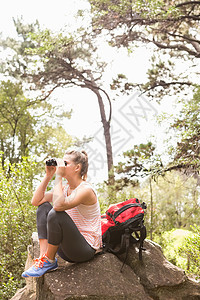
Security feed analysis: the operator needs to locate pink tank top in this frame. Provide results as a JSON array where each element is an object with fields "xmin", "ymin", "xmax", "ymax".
[{"xmin": 63, "ymin": 182, "xmax": 102, "ymax": 250}]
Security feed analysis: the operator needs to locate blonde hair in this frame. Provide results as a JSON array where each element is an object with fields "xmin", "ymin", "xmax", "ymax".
[{"xmin": 65, "ymin": 149, "xmax": 88, "ymax": 181}]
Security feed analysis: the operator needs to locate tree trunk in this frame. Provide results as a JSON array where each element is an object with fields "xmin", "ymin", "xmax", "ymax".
[
  {"xmin": 91, "ymin": 86, "xmax": 114, "ymax": 184},
  {"xmin": 149, "ymin": 176, "xmax": 153, "ymax": 240},
  {"xmin": 0, "ymin": 139, "xmax": 5, "ymax": 168}
]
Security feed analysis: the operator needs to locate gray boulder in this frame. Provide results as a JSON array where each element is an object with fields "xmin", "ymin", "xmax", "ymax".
[{"xmin": 11, "ymin": 233, "xmax": 200, "ymax": 300}]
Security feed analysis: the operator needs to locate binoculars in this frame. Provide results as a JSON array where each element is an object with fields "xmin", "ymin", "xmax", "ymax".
[{"xmin": 46, "ymin": 158, "xmax": 67, "ymax": 166}]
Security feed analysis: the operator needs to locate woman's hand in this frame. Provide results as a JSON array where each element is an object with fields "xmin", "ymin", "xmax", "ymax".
[
  {"xmin": 45, "ymin": 165, "xmax": 56, "ymax": 178},
  {"xmin": 31, "ymin": 164, "xmax": 55, "ymax": 206},
  {"xmin": 55, "ymin": 158, "xmax": 66, "ymax": 178},
  {"xmin": 55, "ymin": 166, "xmax": 66, "ymax": 178}
]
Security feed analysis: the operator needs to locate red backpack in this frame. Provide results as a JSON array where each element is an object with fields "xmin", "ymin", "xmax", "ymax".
[{"xmin": 101, "ymin": 198, "xmax": 147, "ymax": 271}]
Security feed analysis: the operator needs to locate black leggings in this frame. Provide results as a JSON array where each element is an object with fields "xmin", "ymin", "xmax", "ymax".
[{"xmin": 36, "ymin": 202, "xmax": 96, "ymax": 263}]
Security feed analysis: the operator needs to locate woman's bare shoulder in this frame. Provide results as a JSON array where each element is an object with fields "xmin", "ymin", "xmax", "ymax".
[{"xmin": 78, "ymin": 183, "xmax": 97, "ymax": 205}]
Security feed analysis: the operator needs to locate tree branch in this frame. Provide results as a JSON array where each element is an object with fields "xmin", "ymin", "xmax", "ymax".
[
  {"xmin": 168, "ymin": 33, "xmax": 200, "ymax": 55},
  {"xmin": 175, "ymin": 1, "xmax": 200, "ymax": 8},
  {"xmin": 167, "ymin": 32, "xmax": 200, "ymax": 46},
  {"xmin": 143, "ymin": 80, "xmax": 193, "ymax": 94},
  {"xmin": 152, "ymin": 37, "xmax": 200, "ymax": 57}
]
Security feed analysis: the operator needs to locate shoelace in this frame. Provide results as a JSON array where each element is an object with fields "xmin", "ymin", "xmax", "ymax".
[{"xmin": 33, "ymin": 254, "xmax": 48, "ymax": 269}]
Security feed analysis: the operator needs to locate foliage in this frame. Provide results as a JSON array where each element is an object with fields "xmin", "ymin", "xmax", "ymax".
[
  {"xmin": 114, "ymin": 142, "xmax": 163, "ymax": 182},
  {"xmin": 0, "ymin": 18, "xmax": 40, "ymax": 80},
  {"xmin": 145, "ymin": 172, "xmax": 200, "ymax": 235},
  {"xmin": 0, "ymin": 18, "xmax": 116, "ymax": 180},
  {"xmin": 97, "ymin": 142, "xmax": 158, "ymax": 205},
  {"xmin": 98, "ymin": 173, "xmax": 200, "ymax": 278},
  {"xmin": 98, "ymin": 180, "xmax": 134, "ymax": 210},
  {"xmin": 142, "ymin": 53, "xmax": 194, "ymax": 99},
  {"xmin": 167, "ymin": 86, "xmax": 200, "ymax": 173},
  {"xmin": 112, "ymin": 85, "xmax": 200, "ymax": 184},
  {"xmin": 0, "ymin": 18, "xmax": 107, "ymax": 98},
  {"xmin": 0, "ymin": 80, "xmax": 73, "ymax": 168},
  {"xmin": 90, "ymin": 0, "xmax": 199, "ymax": 98},
  {"xmin": 154, "ymin": 228, "xmax": 193, "ymax": 270},
  {"xmin": 110, "ymin": 73, "xmax": 136, "ymax": 96},
  {"xmin": 0, "ymin": 157, "xmax": 37, "ymax": 299},
  {"xmin": 154, "ymin": 227, "xmax": 200, "ymax": 279},
  {"xmin": 0, "ymin": 80, "xmax": 35, "ymax": 166},
  {"xmin": 90, "ymin": 0, "xmax": 200, "ymax": 54},
  {"xmin": 180, "ymin": 224, "xmax": 200, "ymax": 278},
  {"xmin": 24, "ymin": 28, "xmax": 106, "ymax": 90},
  {"xmin": 99, "ymin": 170, "xmax": 200, "ymax": 237}
]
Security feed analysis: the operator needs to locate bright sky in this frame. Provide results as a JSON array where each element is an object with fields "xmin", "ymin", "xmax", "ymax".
[
  {"xmin": 0, "ymin": 0, "xmax": 171, "ymax": 184},
  {"xmin": 0, "ymin": 0, "xmax": 90, "ymax": 36}
]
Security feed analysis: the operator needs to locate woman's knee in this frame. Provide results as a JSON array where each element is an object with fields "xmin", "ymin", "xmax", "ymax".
[
  {"xmin": 47, "ymin": 208, "xmax": 58, "ymax": 223},
  {"xmin": 47, "ymin": 208, "xmax": 67, "ymax": 223},
  {"xmin": 47, "ymin": 209, "xmax": 71, "ymax": 223},
  {"xmin": 36, "ymin": 202, "xmax": 52, "ymax": 239},
  {"xmin": 36, "ymin": 202, "xmax": 52, "ymax": 218}
]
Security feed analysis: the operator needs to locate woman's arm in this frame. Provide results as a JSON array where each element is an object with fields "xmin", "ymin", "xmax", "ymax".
[
  {"xmin": 31, "ymin": 165, "xmax": 56, "ymax": 206},
  {"xmin": 52, "ymin": 174, "xmax": 65, "ymax": 209},
  {"xmin": 53, "ymin": 174, "xmax": 96, "ymax": 212},
  {"xmin": 53, "ymin": 185, "xmax": 96, "ymax": 211}
]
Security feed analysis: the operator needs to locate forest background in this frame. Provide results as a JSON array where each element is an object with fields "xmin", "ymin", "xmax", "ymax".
[{"xmin": 0, "ymin": 0, "xmax": 200, "ymax": 299}]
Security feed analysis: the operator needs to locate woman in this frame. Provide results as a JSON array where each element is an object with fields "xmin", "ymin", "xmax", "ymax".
[{"xmin": 22, "ymin": 149, "xmax": 102, "ymax": 278}]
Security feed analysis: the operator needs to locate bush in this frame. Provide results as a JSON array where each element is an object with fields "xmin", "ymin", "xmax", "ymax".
[
  {"xmin": 154, "ymin": 228, "xmax": 200, "ymax": 278},
  {"xmin": 0, "ymin": 158, "xmax": 37, "ymax": 299},
  {"xmin": 154, "ymin": 229, "xmax": 193, "ymax": 269},
  {"xmin": 180, "ymin": 224, "xmax": 200, "ymax": 278}
]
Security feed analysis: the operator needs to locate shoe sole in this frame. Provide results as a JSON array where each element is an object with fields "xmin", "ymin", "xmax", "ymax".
[
  {"xmin": 47, "ymin": 266, "xmax": 58, "ymax": 273},
  {"xmin": 22, "ymin": 266, "xmax": 58, "ymax": 278}
]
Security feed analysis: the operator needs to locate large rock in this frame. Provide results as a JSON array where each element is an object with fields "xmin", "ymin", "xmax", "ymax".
[
  {"xmin": 117, "ymin": 240, "xmax": 200, "ymax": 300},
  {"xmin": 123, "ymin": 240, "xmax": 186, "ymax": 288},
  {"xmin": 11, "ymin": 233, "xmax": 200, "ymax": 300}
]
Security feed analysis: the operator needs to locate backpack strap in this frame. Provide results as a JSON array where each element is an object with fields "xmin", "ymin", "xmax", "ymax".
[
  {"xmin": 113, "ymin": 203, "xmax": 143, "ymax": 220},
  {"xmin": 103, "ymin": 228, "xmax": 131, "ymax": 272},
  {"xmin": 107, "ymin": 202, "xmax": 147, "ymax": 224},
  {"xmin": 97, "ymin": 229, "xmax": 131, "ymax": 272},
  {"xmin": 104, "ymin": 228, "xmax": 130, "ymax": 272},
  {"xmin": 138, "ymin": 221, "xmax": 147, "ymax": 260},
  {"xmin": 120, "ymin": 229, "xmax": 130, "ymax": 272},
  {"xmin": 130, "ymin": 220, "xmax": 147, "ymax": 260}
]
